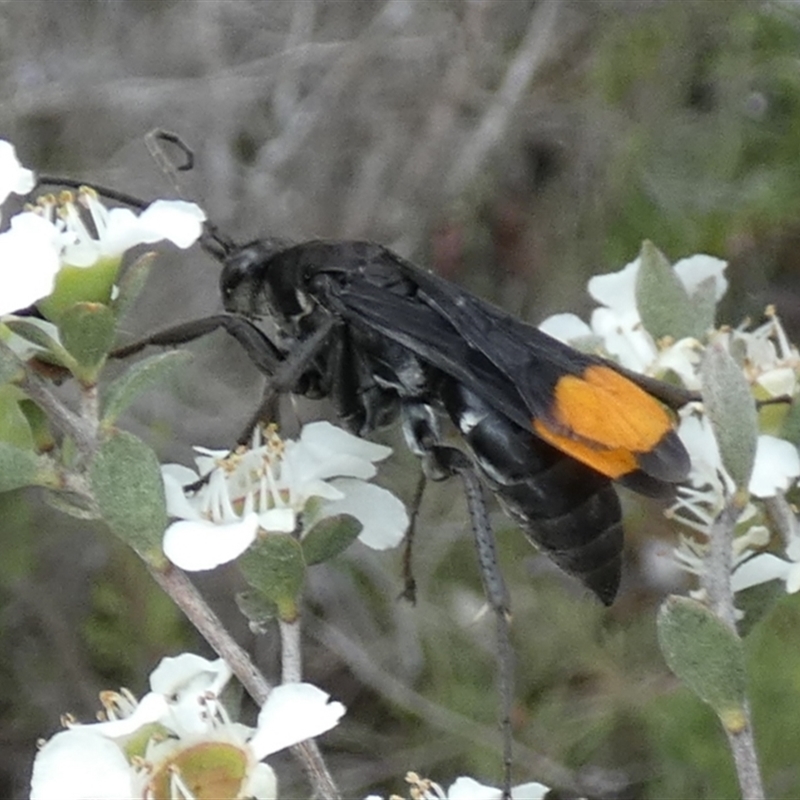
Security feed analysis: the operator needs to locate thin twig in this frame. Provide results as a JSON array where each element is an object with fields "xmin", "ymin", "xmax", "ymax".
[
  {"xmin": 701, "ymin": 500, "xmax": 765, "ymax": 800},
  {"xmin": 279, "ymin": 617, "xmax": 303, "ymax": 683},
  {"xmin": 148, "ymin": 563, "xmax": 340, "ymax": 800},
  {"xmin": 444, "ymin": 0, "xmax": 562, "ymax": 196}
]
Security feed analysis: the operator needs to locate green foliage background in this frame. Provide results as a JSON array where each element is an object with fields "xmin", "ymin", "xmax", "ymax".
[{"xmin": 3, "ymin": 1, "xmax": 800, "ymax": 797}]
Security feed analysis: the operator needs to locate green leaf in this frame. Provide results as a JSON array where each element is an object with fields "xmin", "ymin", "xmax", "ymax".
[
  {"xmin": 102, "ymin": 350, "xmax": 193, "ymax": 426},
  {"xmin": 89, "ymin": 430, "xmax": 167, "ymax": 560},
  {"xmin": 58, "ymin": 302, "xmax": 116, "ymax": 384},
  {"xmin": 37, "ymin": 258, "xmax": 120, "ymax": 324},
  {"xmin": 779, "ymin": 395, "xmax": 800, "ymax": 447},
  {"xmin": 2, "ymin": 318, "xmax": 78, "ymax": 371},
  {"xmin": 235, "ymin": 589, "xmax": 277, "ymax": 634},
  {"xmin": 302, "ymin": 513, "xmax": 362, "ymax": 565},
  {"xmin": 701, "ymin": 343, "xmax": 758, "ymax": 492},
  {"xmin": 0, "ymin": 338, "xmax": 24, "ymax": 385},
  {"xmin": 657, "ymin": 595, "xmax": 747, "ymax": 730},
  {"xmin": 0, "ymin": 385, "xmax": 33, "ymax": 450},
  {"xmin": 113, "ymin": 252, "xmax": 156, "ymax": 320},
  {"xmin": 635, "ymin": 240, "xmax": 698, "ymax": 340},
  {"xmin": 0, "ymin": 441, "xmax": 42, "ymax": 491},
  {"xmin": 18, "ymin": 399, "xmax": 55, "ymax": 453},
  {"xmin": 688, "ymin": 275, "xmax": 718, "ymax": 339},
  {"xmin": 238, "ymin": 534, "xmax": 305, "ymax": 622}
]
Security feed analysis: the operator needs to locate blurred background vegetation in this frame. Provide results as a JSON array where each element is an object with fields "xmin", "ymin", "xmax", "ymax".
[{"xmin": 3, "ymin": 1, "xmax": 800, "ymax": 797}]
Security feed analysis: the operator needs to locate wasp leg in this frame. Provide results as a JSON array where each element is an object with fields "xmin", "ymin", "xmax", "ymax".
[
  {"xmin": 236, "ymin": 316, "xmax": 339, "ymax": 443},
  {"xmin": 113, "ymin": 314, "xmax": 284, "ymax": 375},
  {"xmin": 401, "ymin": 400, "xmax": 514, "ymax": 797}
]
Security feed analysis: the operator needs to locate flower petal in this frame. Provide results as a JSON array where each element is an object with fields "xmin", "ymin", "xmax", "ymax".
[
  {"xmin": 161, "ymin": 464, "xmax": 203, "ymax": 519},
  {"xmin": 748, "ymin": 435, "xmax": 800, "ymax": 498},
  {"xmin": 0, "ymin": 213, "xmax": 61, "ymax": 314},
  {"xmin": 673, "ymin": 254, "xmax": 728, "ymax": 301},
  {"xmin": 243, "ymin": 762, "xmax": 278, "ymax": 800},
  {"xmin": 136, "ymin": 200, "xmax": 207, "ymax": 249},
  {"xmin": 537, "ymin": 312, "xmax": 592, "ymax": 343},
  {"xmin": 149, "ymin": 653, "xmax": 230, "ymax": 696},
  {"xmin": 30, "ymin": 729, "xmax": 133, "ymax": 800},
  {"xmin": 587, "ymin": 259, "xmax": 639, "ymax": 312},
  {"xmin": 321, "ymin": 479, "xmax": 408, "ymax": 550},
  {"xmin": 0, "ymin": 140, "xmax": 35, "ymax": 204},
  {"xmin": 731, "ymin": 553, "xmax": 791, "ymax": 592},
  {"xmin": 163, "ymin": 513, "xmax": 259, "ymax": 570},
  {"xmin": 250, "ymin": 683, "xmax": 345, "ymax": 759},
  {"xmin": 91, "ymin": 692, "xmax": 169, "ymax": 737}
]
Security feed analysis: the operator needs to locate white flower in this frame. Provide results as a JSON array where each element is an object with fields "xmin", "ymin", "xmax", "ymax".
[
  {"xmin": 162, "ymin": 422, "xmax": 408, "ymax": 571},
  {"xmin": 0, "ymin": 139, "xmax": 35, "ymax": 205},
  {"xmin": 30, "ymin": 653, "xmax": 345, "ymax": 800},
  {"xmin": 732, "ymin": 529, "xmax": 800, "ymax": 595},
  {"xmin": 0, "ymin": 212, "xmax": 61, "ymax": 315},
  {"xmin": 45, "ymin": 188, "xmax": 206, "ymax": 267},
  {"xmin": 447, "ymin": 777, "xmax": 552, "ymax": 800},
  {"xmin": 366, "ymin": 773, "xmax": 556, "ymax": 800},
  {"xmin": 540, "ymin": 251, "xmax": 724, "ymax": 385}
]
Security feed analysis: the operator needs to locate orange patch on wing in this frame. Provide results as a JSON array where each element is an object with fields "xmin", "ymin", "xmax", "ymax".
[{"xmin": 532, "ymin": 365, "xmax": 672, "ymax": 479}]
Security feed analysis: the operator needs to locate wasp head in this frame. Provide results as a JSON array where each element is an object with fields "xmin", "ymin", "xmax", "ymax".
[{"xmin": 219, "ymin": 237, "xmax": 298, "ymax": 319}]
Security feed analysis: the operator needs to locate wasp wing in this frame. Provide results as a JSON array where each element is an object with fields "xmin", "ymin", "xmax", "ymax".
[{"xmin": 310, "ymin": 243, "xmax": 688, "ymax": 488}]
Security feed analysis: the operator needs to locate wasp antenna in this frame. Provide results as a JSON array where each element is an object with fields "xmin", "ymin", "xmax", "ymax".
[
  {"xmin": 34, "ymin": 176, "xmax": 150, "ymax": 210},
  {"xmin": 199, "ymin": 222, "xmax": 237, "ymax": 261},
  {"xmin": 146, "ymin": 129, "xmax": 195, "ymax": 172},
  {"xmin": 145, "ymin": 129, "xmax": 196, "ymax": 200}
]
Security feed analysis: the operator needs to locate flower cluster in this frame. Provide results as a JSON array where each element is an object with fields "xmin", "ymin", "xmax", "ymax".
[
  {"xmin": 540, "ymin": 243, "xmax": 800, "ymax": 600},
  {"xmin": 162, "ymin": 421, "xmax": 409, "ymax": 571},
  {"xmin": 30, "ymin": 653, "xmax": 345, "ymax": 800},
  {"xmin": 0, "ymin": 139, "xmax": 205, "ymax": 318}
]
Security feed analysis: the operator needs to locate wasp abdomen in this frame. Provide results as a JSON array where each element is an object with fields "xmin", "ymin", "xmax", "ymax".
[{"xmin": 441, "ymin": 380, "xmax": 623, "ymax": 604}]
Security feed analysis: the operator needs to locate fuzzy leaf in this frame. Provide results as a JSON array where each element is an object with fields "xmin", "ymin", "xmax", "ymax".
[
  {"xmin": 238, "ymin": 534, "xmax": 305, "ymax": 622},
  {"xmin": 0, "ymin": 340, "xmax": 23, "ymax": 385},
  {"xmin": 0, "ymin": 441, "xmax": 41, "ymax": 491},
  {"xmin": 701, "ymin": 343, "xmax": 758, "ymax": 491},
  {"xmin": 235, "ymin": 589, "xmax": 277, "ymax": 634},
  {"xmin": 59, "ymin": 302, "xmax": 116, "ymax": 380},
  {"xmin": 37, "ymin": 259, "xmax": 120, "ymax": 324},
  {"xmin": 635, "ymin": 240, "xmax": 698, "ymax": 340},
  {"xmin": 113, "ymin": 252, "xmax": 156, "ymax": 320},
  {"xmin": 0, "ymin": 385, "xmax": 33, "ymax": 450},
  {"xmin": 102, "ymin": 350, "xmax": 193, "ymax": 426},
  {"xmin": 302, "ymin": 514, "xmax": 362, "ymax": 565},
  {"xmin": 657, "ymin": 595, "xmax": 746, "ymax": 728},
  {"xmin": 2, "ymin": 318, "xmax": 77, "ymax": 371},
  {"xmin": 89, "ymin": 430, "xmax": 167, "ymax": 559}
]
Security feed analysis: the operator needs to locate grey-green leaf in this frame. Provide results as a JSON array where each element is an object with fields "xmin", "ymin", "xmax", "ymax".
[
  {"xmin": 635, "ymin": 240, "xmax": 697, "ymax": 340},
  {"xmin": 238, "ymin": 534, "xmax": 306, "ymax": 620},
  {"xmin": 113, "ymin": 252, "xmax": 155, "ymax": 320},
  {"xmin": 235, "ymin": 589, "xmax": 277, "ymax": 634},
  {"xmin": 89, "ymin": 430, "xmax": 167, "ymax": 558},
  {"xmin": 688, "ymin": 275, "xmax": 718, "ymax": 339},
  {"xmin": 657, "ymin": 595, "xmax": 746, "ymax": 726},
  {"xmin": 58, "ymin": 302, "xmax": 116, "ymax": 375},
  {"xmin": 302, "ymin": 513, "xmax": 362, "ymax": 565},
  {"xmin": 701, "ymin": 343, "xmax": 758, "ymax": 491},
  {"xmin": 0, "ymin": 442, "xmax": 42, "ymax": 491},
  {"xmin": 102, "ymin": 350, "xmax": 193, "ymax": 426},
  {"xmin": 3, "ymin": 319, "xmax": 77, "ymax": 370}
]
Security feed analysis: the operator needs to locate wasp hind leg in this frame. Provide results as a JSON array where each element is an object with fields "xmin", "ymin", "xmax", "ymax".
[{"xmin": 401, "ymin": 400, "xmax": 515, "ymax": 799}]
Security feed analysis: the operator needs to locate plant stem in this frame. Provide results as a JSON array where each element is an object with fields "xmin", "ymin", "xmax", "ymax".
[
  {"xmin": 280, "ymin": 616, "xmax": 303, "ymax": 683},
  {"xmin": 701, "ymin": 500, "xmax": 765, "ymax": 800}
]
